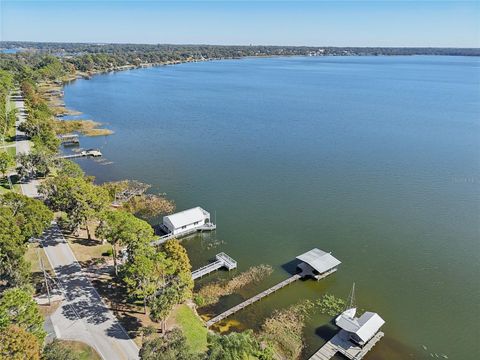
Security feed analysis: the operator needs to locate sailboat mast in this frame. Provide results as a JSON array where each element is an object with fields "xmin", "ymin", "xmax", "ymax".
[
  {"xmin": 344, "ymin": 282, "xmax": 356, "ymax": 311},
  {"xmin": 350, "ymin": 282, "xmax": 356, "ymax": 309}
]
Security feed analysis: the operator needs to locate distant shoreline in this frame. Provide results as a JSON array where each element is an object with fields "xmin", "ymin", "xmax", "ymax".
[{"xmin": 50, "ymin": 52, "xmax": 479, "ymax": 139}]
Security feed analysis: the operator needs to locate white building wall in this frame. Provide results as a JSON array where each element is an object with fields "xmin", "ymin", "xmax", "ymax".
[
  {"xmin": 163, "ymin": 217, "xmax": 208, "ymax": 235},
  {"xmin": 162, "ymin": 207, "xmax": 210, "ymax": 235},
  {"xmin": 172, "ymin": 220, "xmax": 206, "ymax": 235}
]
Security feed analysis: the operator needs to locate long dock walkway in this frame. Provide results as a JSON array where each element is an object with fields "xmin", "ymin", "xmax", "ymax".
[
  {"xmin": 206, "ymin": 273, "xmax": 301, "ymax": 327},
  {"xmin": 206, "ymin": 268, "xmax": 337, "ymax": 327},
  {"xmin": 309, "ymin": 330, "xmax": 384, "ymax": 360},
  {"xmin": 60, "ymin": 150, "xmax": 101, "ymax": 159},
  {"xmin": 192, "ymin": 253, "xmax": 237, "ymax": 280}
]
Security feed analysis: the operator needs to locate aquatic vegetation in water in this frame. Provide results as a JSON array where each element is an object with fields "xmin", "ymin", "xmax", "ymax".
[
  {"xmin": 123, "ymin": 193, "xmax": 175, "ymax": 219},
  {"xmin": 260, "ymin": 300, "xmax": 314, "ymax": 360},
  {"xmin": 316, "ymin": 294, "xmax": 346, "ymax": 316},
  {"xmin": 54, "ymin": 119, "xmax": 113, "ymax": 136},
  {"xmin": 195, "ymin": 264, "xmax": 273, "ymax": 307},
  {"xmin": 213, "ymin": 319, "xmax": 244, "ymax": 333}
]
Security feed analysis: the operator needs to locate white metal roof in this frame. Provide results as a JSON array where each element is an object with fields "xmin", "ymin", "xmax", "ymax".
[
  {"xmin": 164, "ymin": 207, "xmax": 209, "ymax": 229},
  {"xmin": 336, "ymin": 311, "xmax": 385, "ymax": 343},
  {"xmin": 296, "ymin": 248, "xmax": 341, "ymax": 274},
  {"xmin": 355, "ymin": 312, "xmax": 385, "ymax": 342},
  {"xmin": 336, "ymin": 313, "xmax": 361, "ymax": 332}
]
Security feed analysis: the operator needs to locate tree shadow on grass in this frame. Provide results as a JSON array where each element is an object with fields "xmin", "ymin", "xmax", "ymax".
[
  {"xmin": 69, "ymin": 237, "xmax": 103, "ymax": 247},
  {"xmin": 92, "ymin": 277, "xmax": 144, "ymax": 315},
  {"xmin": 110, "ymin": 313, "xmax": 143, "ymax": 340}
]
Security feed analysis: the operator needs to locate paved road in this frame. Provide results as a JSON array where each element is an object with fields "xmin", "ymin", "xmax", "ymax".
[
  {"xmin": 41, "ymin": 225, "xmax": 139, "ymax": 360},
  {"xmin": 13, "ymin": 91, "xmax": 139, "ymax": 359},
  {"xmin": 12, "ymin": 93, "xmax": 39, "ymax": 197}
]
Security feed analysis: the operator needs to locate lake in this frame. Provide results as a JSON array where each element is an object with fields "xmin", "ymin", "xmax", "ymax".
[{"xmin": 63, "ymin": 56, "xmax": 480, "ymax": 359}]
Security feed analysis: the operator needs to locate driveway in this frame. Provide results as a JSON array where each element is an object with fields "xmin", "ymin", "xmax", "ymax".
[
  {"xmin": 41, "ymin": 225, "xmax": 139, "ymax": 360},
  {"xmin": 12, "ymin": 93, "xmax": 40, "ymax": 197},
  {"xmin": 13, "ymin": 90, "xmax": 138, "ymax": 359}
]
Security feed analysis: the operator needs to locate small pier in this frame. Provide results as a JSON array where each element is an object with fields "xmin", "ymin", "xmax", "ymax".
[
  {"xmin": 205, "ymin": 248, "xmax": 341, "ymax": 328},
  {"xmin": 309, "ymin": 330, "xmax": 384, "ymax": 360},
  {"xmin": 60, "ymin": 149, "xmax": 102, "ymax": 159},
  {"xmin": 152, "ymin": 223, "xmax": 216, "ymax": 245},
  {"xmin": 192, "ymin": 253, "xmax": 237, "ymax": 280},
  {"xmin": 58, "ymin": 134, "xmax": 79, "ymax": 145}
]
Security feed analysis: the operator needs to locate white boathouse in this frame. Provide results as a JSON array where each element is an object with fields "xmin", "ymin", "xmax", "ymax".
[
  {"xmin": 336, "ymin": 311, "xmax": 385, "ymax": 347},
  {"xmin": 296, "ymin": 248, "xmax": 341, "ymax": 280},
  {"xmin": 162, "ymin": 207, "xmax": 213, "ymax": 236}
]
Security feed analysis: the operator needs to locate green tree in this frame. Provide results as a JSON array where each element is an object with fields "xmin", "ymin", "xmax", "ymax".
[
  {"xmin": 54, "ymin": 159, "xmax": 84, "ymax": 178},
  {"xmin": 0, "ymin": 287, "xmax": 46, "ymax": 343},
  {"xmin": 149, "ymin": 287, "xmax": 177, "ymax": 333},
  {"xmin": 96, "ymin": 210, "xmax": 154, "ymax": 275},
  {"xmin": 0, "ymin": 325, "xmax": 41, "ymax": 360},
  {"xmin": 16, "ymin": 153, "xmax": 34, "ymax": 180},
  {"xmin": 207, "ymin": 330, "xmax": 269, "ymax": 360},
  {"xmin": 161, "ymin": 240, "xmax": 193, "ymax": 302},
  {"xmin": 0, "ymin": 70, "xmax": 14, "ymax": 143},
  {"xmin": 0, "ymin": 207, "xmax": 29, "ymax": 286},
  {"xmin": 162, "ymin": 239, "xmax": 191, "ymax": 274},
  {"xmin": 139, "ymin": 328, "xmax": 195, "ymax": 360},
  {"xmin": 123, "ymin": 245, "xmax": 173, "ymax": 314},
  {"xmin": 0, "ymin": 192, "xmax": 53, "ymax": 241},
  {"xmin": 0, "ymin": 152, "xmax": 12, "ymax": 180},
  {"xmin": 41, "ymin": 340, "xmax": 80, "ymax": 360},
  {"xmin": 123, "ymin": 194, "xmax": 175, "ymax": 219},
  {"xmin": 39, "ymin": 175, "xmax": 109, "ymax": 238}
]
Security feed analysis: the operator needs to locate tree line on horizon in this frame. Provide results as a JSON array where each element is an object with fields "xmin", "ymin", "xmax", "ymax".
[{"xmin": 0, "ymin": 41, "xmax": 478, "ymax": 74}]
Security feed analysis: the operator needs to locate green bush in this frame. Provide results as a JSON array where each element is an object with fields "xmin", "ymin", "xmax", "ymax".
[{"xmin": 42, "ymin": 340, "xmax": 80, "ymax": 360}]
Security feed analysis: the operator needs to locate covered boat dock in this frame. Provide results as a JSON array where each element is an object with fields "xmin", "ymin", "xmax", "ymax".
[{"xmin": 206, "ymin": 248, "xmax": 341, "ymax": 327}]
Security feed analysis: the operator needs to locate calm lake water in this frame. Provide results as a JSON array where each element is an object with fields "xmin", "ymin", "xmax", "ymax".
[{"xmin": 63, "ymin": 56, "xmax": 480, "ymax": 359}]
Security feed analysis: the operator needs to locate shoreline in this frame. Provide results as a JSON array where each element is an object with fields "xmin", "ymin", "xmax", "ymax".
[
  {"xmin": 44, "ymin": 56, "xmax": 232, "ymax": 136},
  {"xmin": 51, "ymin": 52, "xmax": 480, "ymax": 130}
]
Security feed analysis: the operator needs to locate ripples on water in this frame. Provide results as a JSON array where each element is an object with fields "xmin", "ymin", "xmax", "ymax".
[{"xmin": 64, "ymin": 56, "xmax": 480, "ymax": 359}]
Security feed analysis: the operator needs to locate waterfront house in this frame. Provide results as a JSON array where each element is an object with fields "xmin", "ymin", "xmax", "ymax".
[{"xmin": 162, "ymin": 207, "xmax": 212, "ymax": 236}]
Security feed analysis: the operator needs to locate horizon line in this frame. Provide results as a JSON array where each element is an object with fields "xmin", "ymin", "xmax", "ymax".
[{"xmin": 1, "ymin": 40, "xmax": 479, "ymax": 50}]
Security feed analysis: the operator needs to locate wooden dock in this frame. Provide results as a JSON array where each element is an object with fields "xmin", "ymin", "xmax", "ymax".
[
  {"xmin": 60, "ymin": 149, "xmax": 102, "ymax": 159},
  {"xmin": 192, "ymin": 253, "xmax": 237, "ymax": 280},
  {"xmin": 206, "ymin": 274, "xmax": 301, "ymax": 327},
  {"xmin": 58, "ymin": 134, "xmax": 79, "ymax": 145},
  {"xmin": 309, "ymin": 330, "xmax": 384, "ymax": 360},
  {"xmin": 152, "ymin": 223, "xmax": 216, "ymax": 245},
  {"xmin": 206, "ymin": 268, "xmax": 337, "ymax": 327}
]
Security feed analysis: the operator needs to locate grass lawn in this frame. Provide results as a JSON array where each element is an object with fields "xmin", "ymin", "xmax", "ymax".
[
  {"xmin": 66, "ymin": 236, "xmax": 111, "ymax": 264},
  {"xmin": 174, "ymin": 304, "xmax": 208, "ymax": 354},
  {"xmin": 57, "ymin": 340, "xmax": 101, "ymax": 360},
  {"xmin": 0, "ymin": 145, "xmax": 16, "ymax": 157},
  {"xmin": 0, "ymin": 174, "xmax": 21, "ymax": 194},
  {"xmin": 24, "ymin": 242, "xmax": 55, "ymax": 295},
  {"xmin": 25, "ymin": 242, "xmax": 53, "ymax": 273}
]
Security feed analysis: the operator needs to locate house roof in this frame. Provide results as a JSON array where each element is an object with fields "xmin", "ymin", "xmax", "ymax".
[
  {"xmin": 296, "ymin": 248, "xmax": 341, "ymax": 274},
  {"xmin": 336, "ymin": 311, "xmax": 385, "ymax": 343},
  {"xmin": 164, "ymin": 207, "xmax": 209, "ymax": 228}
]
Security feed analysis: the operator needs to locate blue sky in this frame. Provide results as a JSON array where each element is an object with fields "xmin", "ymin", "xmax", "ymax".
[{"xmin": 1, "ymin": 1, "xmax": 479, "ymax": 47}]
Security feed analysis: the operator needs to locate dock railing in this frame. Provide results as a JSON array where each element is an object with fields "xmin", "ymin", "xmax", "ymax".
[
  {"xmin": 191, "ymin": 252, "xmax": 237, "ymax": 280},
  {"xmin": 216, "ymin": 252, "xmax": 237, "ymax": 270}
]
